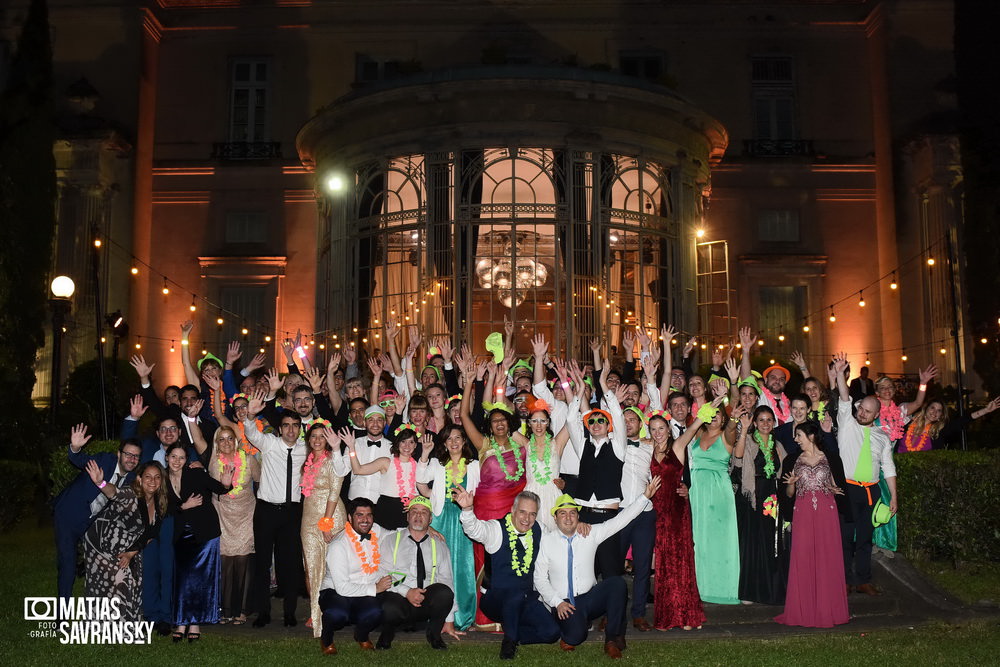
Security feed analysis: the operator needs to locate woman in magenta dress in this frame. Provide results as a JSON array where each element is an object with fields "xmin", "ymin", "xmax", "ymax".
[
  {"xmin": 648, "ymin": 413, "xmax": 705, "ymax": 630},
  {"xmin": 460, "ymin": 378, "xmax": 527, "ymax": 629},
  {"xmin": 775, "ymin": 420, "xmax": 849, "ymax": 628}
]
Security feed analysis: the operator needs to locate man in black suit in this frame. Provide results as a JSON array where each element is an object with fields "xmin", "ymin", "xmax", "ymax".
[
  {"xmin": 54, "ymin": 424, "xmax": 142, "ymax": 598},
  {"xmin": 849, "ymin": 366, "xmax": 876, "ymax": 403}
]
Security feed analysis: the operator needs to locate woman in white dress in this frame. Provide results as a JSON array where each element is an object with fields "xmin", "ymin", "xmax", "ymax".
[{"xmin": 511, "ymin": 399, "xmax": 570, "ymax": 531}]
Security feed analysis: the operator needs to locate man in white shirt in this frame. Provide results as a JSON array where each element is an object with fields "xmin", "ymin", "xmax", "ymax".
[
  {"xmin": 318, "ymin": 497, "xmax": 391, "ymax": 654},
  {"xmin": 534, "ymin": 482, "xmax": 658, "ymax": 658},
  {"xmin": 618, "ymin": 407, "xmax": 656, "ymax": 631},
  {"xmin": 832, "ymin": 354, "xmax": 897, "ymax": 596},
  {"xmin": 244, "ymin": 399, "xmax": 308, "ymax": 628},
  {"xmin": 455, "ymin": 488, "xmax": 560, "ymax": 660},
  {"xmin": 348, "ymin": 406, "xmax": 393, "ymax": 500},
  {"xmin": 377, "ymin": 496, "xmax": 459, "ymax": 650}
]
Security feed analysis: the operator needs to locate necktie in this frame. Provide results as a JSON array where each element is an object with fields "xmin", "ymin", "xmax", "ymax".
[
  {"xmin": 853, "ymin": 426, "xmax": 873, "ymax": 483},
  {"xmin": 775, "ymin": 396, "xmax": 783, "ymax": 411},
  {"xmin": 565, "ymin": 536, "xmax": 575, "ymax": 605},
  {"xmin": 412, "ymin": 535, "xmax": 427, "ymax": 588},
  {"xmin": 285, "ymin": 448, "xmax": 293, "ymax": 503},
  {"xmin": 676, "ymin": 423, "xmax": 685, "ymax": 437}
]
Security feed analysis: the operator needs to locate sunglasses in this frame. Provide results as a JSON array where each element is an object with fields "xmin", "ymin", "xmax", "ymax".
[
  {"xmin": 512, "ymin": 397, "xmax": 528, "ymax": 404},
  {"xmin": 587, "ymin": 417, "xmax": 608, "ymax": 426},
  {"xmin": 378, "ymin": 400, "xmax": 394, "ymax": 408}
]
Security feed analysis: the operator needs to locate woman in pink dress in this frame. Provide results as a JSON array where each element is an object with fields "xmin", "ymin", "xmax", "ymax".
[
  {"xmin": 775, "ymin": 420, "xmax": 849, "ymax": 628},
  {"xmin": 460, "ymin": 374, "xmax": 527, "ymax": 629}
]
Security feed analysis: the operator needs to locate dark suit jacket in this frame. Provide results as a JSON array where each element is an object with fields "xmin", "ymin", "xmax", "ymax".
[
  {"xmin": 167, "ymin": 466, "xmax": 230, "ymax": 544},
  {"xmin": 54, "ymin": 445, "xmax": 137, "ymax": 530}
]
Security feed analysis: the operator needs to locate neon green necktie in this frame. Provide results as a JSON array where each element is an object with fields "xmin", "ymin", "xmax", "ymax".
[{"xmin": 853, "ymin": 426, "xmax": 873, "ymax": 483}]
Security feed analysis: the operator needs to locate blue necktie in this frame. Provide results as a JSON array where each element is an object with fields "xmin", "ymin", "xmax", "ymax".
[{"xmin": 565, "ymin": 536, "xmax": 575, "ymax": 605}]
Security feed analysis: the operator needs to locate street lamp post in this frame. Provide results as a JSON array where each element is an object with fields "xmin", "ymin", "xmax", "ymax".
[{"xmin": 49, "ymin": 275, "xmax": 76, "ymax": 422}]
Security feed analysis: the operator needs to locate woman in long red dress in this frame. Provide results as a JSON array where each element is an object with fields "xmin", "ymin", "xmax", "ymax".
[
  {"xmin": 648, "ymin": 413, "xmax": 705, "ymax": 630},
  {"xmin": 460, "ymin": 374, "xmax": 527, "ymax": 629}
]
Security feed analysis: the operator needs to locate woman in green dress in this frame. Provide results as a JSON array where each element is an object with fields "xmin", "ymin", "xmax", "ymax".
[
  {"xmin": 416, "ymin": 424, "xmax": 480, "ymax": 630},
  {"xmin": 673, "ymin": 398, "xmax": 741, "ymax": 604}
]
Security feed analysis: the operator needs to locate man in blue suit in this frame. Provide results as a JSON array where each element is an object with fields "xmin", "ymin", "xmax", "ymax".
[{"xmin": 53, "ymin": 423, "xmax": 143, "ymax": 599}]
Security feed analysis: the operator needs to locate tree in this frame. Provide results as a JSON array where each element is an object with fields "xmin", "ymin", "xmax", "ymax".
[{"xmin": 0, "ymin": 0, "xmax": 56, "ymax": 456}]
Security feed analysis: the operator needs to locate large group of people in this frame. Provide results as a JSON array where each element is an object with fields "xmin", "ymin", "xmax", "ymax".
[{"xmin": 56, "ymin": 318, "xmax": 999, "ymax": 657}]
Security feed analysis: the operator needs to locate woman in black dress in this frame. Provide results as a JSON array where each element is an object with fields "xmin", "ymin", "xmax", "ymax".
[{"xmin": 165, "ymin": 442, "xmax": 233, "ymax": 642}]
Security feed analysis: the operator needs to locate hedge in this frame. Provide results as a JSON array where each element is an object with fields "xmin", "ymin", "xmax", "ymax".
[
  {"xmin": 896, "ymin": 449, "xmax": 1000, "ymax": 564},
  {"xmin": 48, "ymin": 440, "xmax": 122, "ymax": 500}
]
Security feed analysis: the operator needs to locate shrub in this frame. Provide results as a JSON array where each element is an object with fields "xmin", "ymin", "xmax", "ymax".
[
  {"xmin": 48, "ymin": 440, "xmax": 122, "ymax": 500},
  {"xmin": 0, "ymin": 461, "xmax": 40, "ymax": 532},
  {"xmin": 896, "ymin": 450, "xmax": 1000, "ymax": 564}
]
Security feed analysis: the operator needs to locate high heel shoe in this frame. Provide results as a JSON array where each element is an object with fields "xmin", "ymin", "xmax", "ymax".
[
  {"xmin": 187, "ymin": 632, "xmax": 201, "ymax": 643},
  {"xmin": 171, "ymin": 629, "xmax": 185, "ymax": 643}
]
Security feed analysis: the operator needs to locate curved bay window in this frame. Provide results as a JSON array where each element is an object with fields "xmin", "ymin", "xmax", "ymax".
[
  {"xmin": 301, "ymin": 68, "xmax": 726, "ymax": 354},
  {"xmin": 340, "ymin": 148, "xmax": 677, "ymax": 356}
]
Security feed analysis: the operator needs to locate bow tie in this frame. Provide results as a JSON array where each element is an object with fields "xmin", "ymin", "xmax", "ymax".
[
  {"xmin": 627, "ymin": 440, "xmax": 641, "ymax": 448},
  {"xmin": 516, "ymin": 532, "xmax": 526, "ymax": 538},
  {"xmin": 358, "ymin": 532, "xmax": 372, "ymax": 541},
  {"xmin": 367, "ymin": 440, "xmax": 382, "ymax": 447}
]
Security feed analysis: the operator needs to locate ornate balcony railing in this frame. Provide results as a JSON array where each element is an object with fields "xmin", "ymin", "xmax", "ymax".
[
  {"xmin": 211, "ymin": 142, "xmax": 282, "ymax": 160},
  {"xmin": 742, "ymin": 139, "xmax": 814, "ymax": 157}
]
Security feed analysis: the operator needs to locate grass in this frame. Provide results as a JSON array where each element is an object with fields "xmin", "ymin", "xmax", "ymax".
[
  {"xmin": 912, "ymin": 559, "xmax": 1000, "ymax": 606},
  {"xmin": 3, "ymin": 522, "xmax": 1000, "ymax": 665}
]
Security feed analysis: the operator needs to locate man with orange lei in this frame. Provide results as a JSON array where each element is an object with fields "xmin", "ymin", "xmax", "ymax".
[{"xmin": 317, "ymin": 497, "xmax": 390, "ymax": 655}]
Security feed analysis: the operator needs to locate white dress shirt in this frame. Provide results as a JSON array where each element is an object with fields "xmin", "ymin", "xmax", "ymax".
[
  {"xmin": 349, "ymin": 436, "xmax": 393, "ymax": 501},
  {"xmin": 417, "ymin": 459, "xmax": 481, "ymax": 516},
  {"xmin": 322, "ymin": 524, "xmax": 389, "ymax": 595},
  {"xmin": 621, "ymin": 439, "xmax": 653, "ymax": 510},
  {"xmin": 836, "ymin": 398, "xmax": 896, "ymax": 481},
  {"xmin": 243, "ymin": 418, "xmax": 308, "ymax": 503},
  {"xmin": 533, "ymin": 497, "xmax": 651, "ymax": 608},
  {"xmin": 384, "ymin": 528, "xmax": 458, "ymax": 622},
  {"xmin": 565, "ymin": 394, "xmax": 626, "ymax": 507},
  {"xmin": 460, "ymin": 508, "xmax": 535, "ymax": 554}
]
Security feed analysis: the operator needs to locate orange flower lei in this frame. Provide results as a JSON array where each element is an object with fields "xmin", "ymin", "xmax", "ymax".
[{"xmin": 345, "ymin": 522, "xmax": 380, "ymax": 574}]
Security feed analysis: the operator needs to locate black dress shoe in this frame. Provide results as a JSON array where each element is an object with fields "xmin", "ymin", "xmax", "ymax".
[
  {"xmin": 500, "ymin": 637, "xmax": 518, "ymax": 660},
  {"xmin": 376, "ymin": 630, "xmax": 394, "ymax": 649},
  {"xmin": 427, "ymin": 636, "xmax": 447, "ymax": 650},
  {"xmin": 253, "ymin": 615, "xmax": 271, "ymax": 628},
  {"xmin": 283, "ymin": 614, "xmax": 297, "ymax": 627}
]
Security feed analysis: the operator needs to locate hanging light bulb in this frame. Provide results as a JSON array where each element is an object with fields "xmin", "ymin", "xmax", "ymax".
[
  {"xmin": 241, "ymin": 327, "xmax": 249, "ymax": 336},
  {"xmin": 131, "ymin": 266, "xmax": 139, "ymax": 275},
  {"xmin": 890, "ymin": 273, "xmax": 898, "ymax": 290},
  {"xmin": 858, "ymin": 291, "xmax": 866, "ymax": 307},
  {"xmin": 170, "ymin": 340, "xmax": 175, "ymax": 352},
  {"xmin": 778, "ymin": 332, "xmax": 785, "ymax": 342},
  {"xmin": 982, "ymin": 337, "xmax": 989, "ymax": 344},
  {"xmin": 829, "ymin": 308, "xmax": 836, "ymax": 323},
  {"xmin": 927, "ymin": 257, "xmax": 936, "ymax": 266},
  {"xmin": 901, "ymin": 352, "xmax": 908, "ymax": 362},
  {"xmin": 161, "ymin": 279, "xmax": 170, "ymax": 296},
  {"xmin": 939, "ymin": 347, "xmax": 947, "ymax": 355},
  {"xmin": 802, "ymin": 324, "xmax": 810, "ymax": 333},
  {"xmin": 865, "ymin": 353, "xmax": 871, "ymax": 366},
  {"xmin": 135, "ymin": 337, "xmax": 142, "ymax": 350}
]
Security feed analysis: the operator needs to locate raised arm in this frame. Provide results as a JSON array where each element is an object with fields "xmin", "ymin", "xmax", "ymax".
[
  {"xmin": 327, "ymin": 351, "xmax": 344, "ymax": 415},
  {"xmin": 658, "ymin": 324, "xmax": 677, "ymax": 400},
  {"xmin": 341, "ymin": 429, "xmax": 391, "ymax": 476},
  {"xmin": 738, "ymin": 326, "xmax": 756, "ymax": 381},
  {"xmin": 832, "ymin": 352, "xmax": 849, "ymax": 402},
  {"xmin": 461, "ymin": 369, "xmax": 486, "ymax": 449},
  {"xmin": 205, "ymin": 375, "xmax": 237, "ymax": 430},
  {"xmin": 901, "ymin": 365, "xmax": 939, "ymax": 415},
  {"xmin": 789, "ymin": 351, "xmax": 811, "ymax": 384},
  {"xmin": 531, "ymin": 334, "xmax": 548, "ymax": 387},
  {"xmin": 179, "ymin": 320, "xmax": 201, "ymax": 387}
]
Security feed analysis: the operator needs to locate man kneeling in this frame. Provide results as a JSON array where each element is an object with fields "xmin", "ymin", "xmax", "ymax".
[
  {"xmin": 535, "ymin": 480, "xmax": 660, "ymax": 659},
  {"xmin": 377, "ymin": 496, "xmax": 461, "ymax": 650},
  {"xmin": 318, "ymin": 498, "xmax": 387, "ymax": 654}
]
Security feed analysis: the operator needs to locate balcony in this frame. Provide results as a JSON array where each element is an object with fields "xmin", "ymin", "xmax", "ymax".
[
  {"xmin": 742, "ymin": 139, "xmax": 814, "ymax": 158},
  {"xmin": 211, "ymin": 142, "xmax": 282, "ymax": 160}
]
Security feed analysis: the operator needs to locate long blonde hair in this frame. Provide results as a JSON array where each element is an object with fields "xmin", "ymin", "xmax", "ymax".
[
  {"xmin": 130, "ymin": 461, "xmax": 169, "ymax": 516},
  {"xmin": 908, "ymin": 400, "xmax": 947, "ymax": 440}
]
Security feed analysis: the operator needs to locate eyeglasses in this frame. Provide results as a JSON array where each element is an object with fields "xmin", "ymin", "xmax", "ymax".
[
  {"xmin": 158, "ymin": 426, "xmax": 179, "ymax": 433},
  {"xmin": 587, "ymin": 417, "xmax": 608, "ymax": 426},
  {"xmin": 379, "ymin": 400, "xmax": 394, "ymax": 408},
  {"xmin": 512, "ymin": 397, "xmax": 528, "ymax": 404},
  {"xmin": 529, "ymin": 418, "xmax": 549, "ymax": 424},
  {"xmin": 121, "ymin": 452, "xmax": 140, "ymax": 460}
]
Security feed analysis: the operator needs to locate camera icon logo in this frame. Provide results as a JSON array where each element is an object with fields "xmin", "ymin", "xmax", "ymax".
[{"xmin": 24, "ymin": 597, "xmax": 57, "ymax": 621}]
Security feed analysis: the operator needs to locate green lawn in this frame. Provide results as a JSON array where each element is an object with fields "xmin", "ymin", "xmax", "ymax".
[
  {"xmin": 3, "ymin": 522, "xmax": 999, "ymax": 665},
  {"xmin": 912, "ymin": 559, "xmax": 1000, "ymax": 606}
]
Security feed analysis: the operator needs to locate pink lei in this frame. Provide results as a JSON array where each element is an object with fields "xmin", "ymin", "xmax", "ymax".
[
  {"xmin": 300, "ymin": 450, "xmax": 328, "ymax": 497},
  {"xmin": 394, "ymin": 456, "xmax": 417, "ymax": 504},
  {"xmin": 762, "ymin": 387, "xmax": 790, "ymax": 424},
  {"xmin": 879, "ymin": 401, "xmax": 905, "ymax": 440}
]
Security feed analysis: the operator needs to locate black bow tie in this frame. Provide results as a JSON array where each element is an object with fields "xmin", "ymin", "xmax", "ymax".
[
  {"xmin": 628, "ymin": 440, "xmax": 641, "ymax": 448},
  {"xmin": 358, "ymin": 532, "xmax": 371, "ymax": 541},
  {"xmin": 367, "ymin": 440, "xmax": 382, "ymax": 447}
]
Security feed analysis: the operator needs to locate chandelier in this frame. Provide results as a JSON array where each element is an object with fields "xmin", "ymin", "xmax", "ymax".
[{"xmin": 475, "ymin": 234, "xmax": 548, "ymax": 307}]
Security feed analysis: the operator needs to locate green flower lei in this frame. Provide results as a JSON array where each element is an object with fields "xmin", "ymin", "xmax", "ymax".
[
  {"xmin": 528, "ymin": 433, "xmax": 554, "ymax": 486},
  {"xmin": 754, "ymin": 432, "xmax": 777, "ymax": 479},
  {"xmin": 444, "ymin": 458, "xmax": 467, "ymax": 490},
  {"xmin": 504, "ymin": 514, "xmax": 534, "ymax": 575},
  {"xmin": 490, "ymin": 437, "xmax": 524, "ymax": 482}
]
